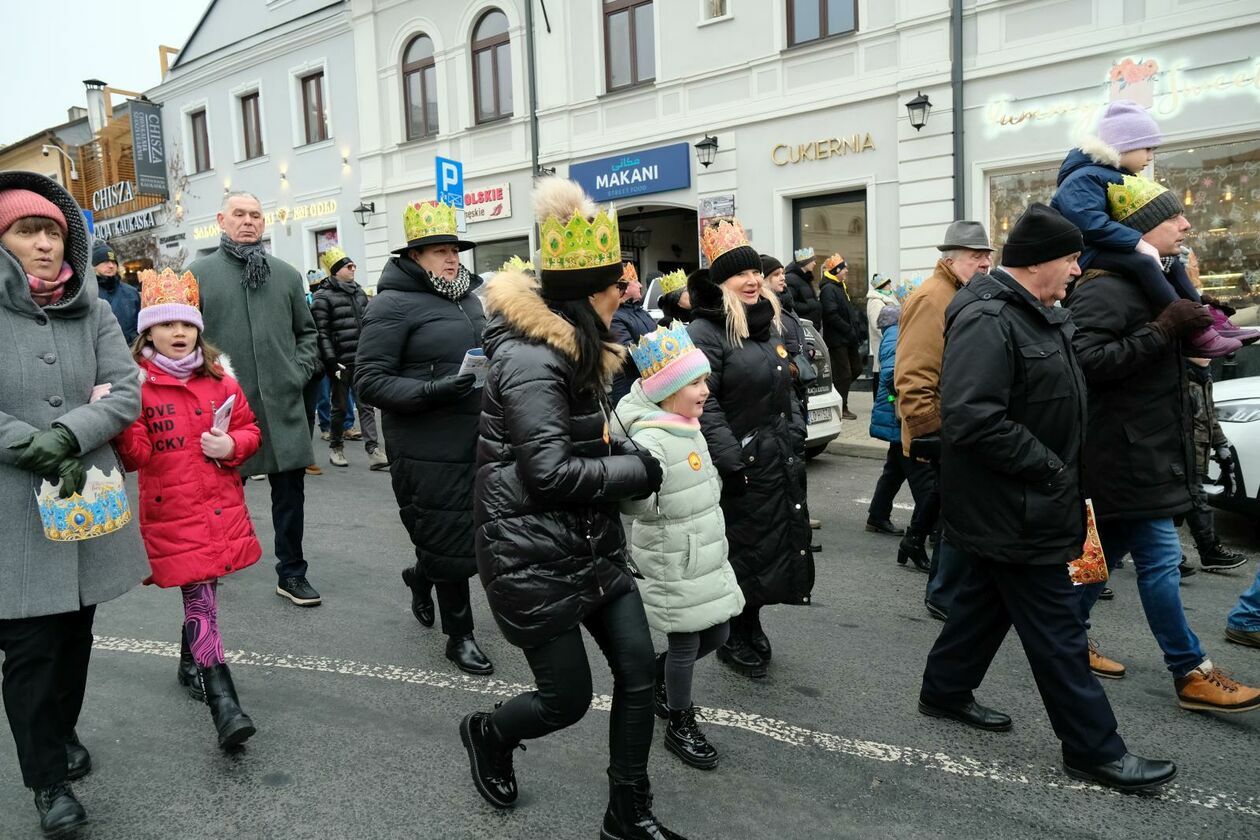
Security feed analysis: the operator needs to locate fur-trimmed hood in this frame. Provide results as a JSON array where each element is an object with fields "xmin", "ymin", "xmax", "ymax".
[
  {"xmin": 1078, "ymin": 134, "xmax": 1121, "ymax": 168},
  {"xmin": 483, "ymin": 269, "xmax": 625, "ymax": 383}
]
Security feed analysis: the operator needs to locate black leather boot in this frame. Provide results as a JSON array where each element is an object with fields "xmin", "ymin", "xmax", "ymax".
[
  {"xmin": 459, "ymin": 710, "xmax": 520, "ymax": 809},
  {"xmin": 401, "ymin": 565, "xmax": 435, "ymax": 627},
  {"xmin": 200, "ymin": 664, "xmax": 256, "ymax": 750},
  {"xmin": 715, "ymin": 634, "xmax": 767, "ymax": 678},
  {"xmin": 33, "ymin": 781, "xmax": 87, "ymax": 836},
  {"xmin": 653, "ymin": 652, "xmax": 668, "ymax": 720},
  {"xmin": 745, "ymin": 611, "xmax": 772, "ymax": 662},
  {"xmin": 601, "ymin": 777, "xmax": 688, "ymax": 840},
  {"xmin": 897, "ymin": 528, "xmax": 930, "ymax": 571},
  {"xmin": 446, "ymin": 635, "xmax": 494, "ymax": 676},
  {"xmin": 178, "ymin": 626, "xmax": 205, "ymax": 702},
  {"xmin": 64, "ymin": 731, "xmax": 90, "ymax": 781},
  {"xmin": 665, "ymin": 707, "xmax": 718, "ymax": 770}
]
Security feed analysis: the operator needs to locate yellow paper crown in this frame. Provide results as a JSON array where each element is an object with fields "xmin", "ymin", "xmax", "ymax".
[
  {"xmin": 701, "ymin": 217, "xmax": 751, "ymax": 266},
  {"xmin": 658, "ymin": 269, "xmax": 687, "ymax": 296},
  {"xmin": 500, "ymin": 255, "xmax": 535, "ymax": 274},
  {"xmin": 1106, "ymin": 174, "xmax": 1176, "ymax": 223},
  {"xmin": 539, "ymin": 208, "xmax": 621, "ymax": 272},
  {"xmin": 319, "ymin": 246, "xmax": 350, "ymax": 275},
  {"xmin": 138, "ymin": 268, "xmax": 199, "ymax": 309},
  {"xmin": 403, "ymin": 200, "xmax": 458, "ymax": 243}
]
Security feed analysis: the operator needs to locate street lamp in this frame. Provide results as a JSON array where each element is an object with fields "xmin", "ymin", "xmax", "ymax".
[
  {"xmin": 905, "ymin": 91, "xmax": 932, "ymax": 131},
  {"xmin": 629, "ymin": 225, "xmax": 651, "ymax": 250},
  {"xmin": 353, "ymin": 201, "xmax": 376, "ymax": 227},
  {"xmin": 694, "ymin": 135, "xmax": 719, "ymax": 168},
  {"xmin": 41, "ymin": 145, "xmax": 78, "ymax": 181}
]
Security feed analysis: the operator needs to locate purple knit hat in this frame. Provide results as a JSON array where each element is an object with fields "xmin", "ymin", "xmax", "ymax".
[
  {"xmin": 1097, "ymin": 100, "xmax": 1162, "ymax": 153},
  {"xmin": 628, "ymin": 322, "xmax": 711, "ymax": 403}
]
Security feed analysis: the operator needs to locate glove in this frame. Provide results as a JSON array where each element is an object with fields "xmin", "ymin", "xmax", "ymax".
[
  {"xmin": 424, "ymin": 374, "xmax": 477, "ymax": 402},
  {"xmin": 324, "ymin": 362, "xmax": 342, "ymax": 382},
  {"xmin": 1152, "ymin": 300, "xmax": 1212, "ymax": 340},
  {"xmin": 11, "ymin": 426, "xmax": 78, "ymax": 477},
  {"xmin": 56, "ymin": 458, "xmax": 86, "ymax": 499},
  {"xmin": 201, "ymin": 428, "xmax": 236, "ymax": 461},
  {"xmin": 634, "ymin": 451, "xmax": 664, "ymax": 494},
  {"xmin": 1214, "ymin": 444, "xmax": 1235, "ymax": 467},
  {"xmin": 720, "ymin": 469, "xmax": 748, "ymax": 500},
  {"xmin": 908, "ymin": 434, "xmax": 941, "ymax": 464}
]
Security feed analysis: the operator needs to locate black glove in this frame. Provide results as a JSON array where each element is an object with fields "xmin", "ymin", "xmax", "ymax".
[
  {"xmin": 11, "ymin": 426, "xmax": 78, "ymax": 477},
  {"xmin": 908, "ymin": 434, "xmax": 941, "ymax": 463},
  {"xmin": 324, "ymin": 361, "xmax": 342, "ymax": 382},
  {"xmin": 634, "ymin": 451, "xmax": 664, "ymax": 494},
  {"xmin": 1152, "ymin": 299, "xmax": 1213, "ymax": 339},
  {"xmin": 56, "ymin": 458, "xmax": 86, "ymax": 499},
  {"xmin": 1214, "ymin": 444, "xmax": 1235, "ymax": 466},
  {"xmin": 423, "ymin": 373, "xmax": 477, "ymax": 402}
]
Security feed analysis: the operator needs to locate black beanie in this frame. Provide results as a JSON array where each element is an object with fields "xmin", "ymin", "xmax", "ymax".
[
  {"xmin": 540, "ymin": 262, "xmax": 623, "ymax": 301},
  {"xmin": 92, "ymin": 240, "xmax": 117, "ymax": 266},
  {"xmin": 326, "ymin": 257, "xmax": 353, "ymax": 277},
  {"xmin": 686, "ymin": 268, "xmax": 723, "ymax": 311},
  {"xmin": 1118, "ymin": 189, "xmax": 1184, "ymax": 235},
  {"xmin": 709, "ymin": 244, "xmax": 762, "ymax": 286},
  {"xmin": 759, "ymin": 254, "xmax": 783, "ymax": 276},
  {"xmin": 1001, "ymin": 203, "xmax": 1084, "ymax": 268}
]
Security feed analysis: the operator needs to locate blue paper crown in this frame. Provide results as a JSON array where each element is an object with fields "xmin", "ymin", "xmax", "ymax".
[
  {"xmin": 629, "ymin": 321, "xmax": 697, "ymax": 379},
  {"xmin": 37, "ymin": 467, "xmax": 132, "ymax": 542}
]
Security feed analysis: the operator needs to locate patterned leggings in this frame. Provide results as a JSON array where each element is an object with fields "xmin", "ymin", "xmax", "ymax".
[{"xmin": 181, "ymin": 582, "xmax": 225, "ymax": 667}]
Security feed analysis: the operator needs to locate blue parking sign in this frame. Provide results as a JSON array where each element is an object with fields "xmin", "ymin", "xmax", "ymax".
[{"xmin": 436, "ymin": 156, "xmax": 466, "ymax": 232}]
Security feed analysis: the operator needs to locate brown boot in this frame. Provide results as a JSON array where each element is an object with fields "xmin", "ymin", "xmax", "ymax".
[
  {"xmin": 1088, "ymin": 638, "xmax": 1126, "ymax": 680},
  {"xmin": 1175, "ymin": 661, "xmax": 1260, "ymax": 713}
]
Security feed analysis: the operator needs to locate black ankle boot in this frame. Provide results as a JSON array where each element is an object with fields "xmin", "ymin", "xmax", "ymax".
[
  {"xmin": 601, "ymin": 777, "xmax": 688, "ymax": 840},
  {"xmin": 715, "ymin": 635, "xmax": 767, "ymax": 678},
  {"xmin": 745, "ymin": 613, "xmax": 771, "ymax": 662},
  {"xmin": 653, "ymin": 652, "xmax": 668, "ymax": 720},
  {"xmin": 177, "ymin": 627, "xmax": 205, "ymax": 702},
  {"xmin": 65, "ymin": 731, "xmax": 90, "ymax": 781},
  {"xmin": 446, "ymin": 634, "xmax": 494, "ymax": 676},
  {"xmin": 199, "ymin": 664, "xmax": 256, "ymax": 750},
  {"xmin": 33, "ymin": 781, "xmax": 87, "ymax": 836},
  {"xmin": 459, "ymin": 710, "xmax": 520, "ymax": 809},
  {"xmin": 401, "ymin": 565, "xmax": 435, "ymax": 627},
  {"xmin": 897, "ymin": 528, "xmax": 930, "ymax": 571},
  {"xmin": 665, "ymin": 707, "xmax": 718, "ymax": 770}
]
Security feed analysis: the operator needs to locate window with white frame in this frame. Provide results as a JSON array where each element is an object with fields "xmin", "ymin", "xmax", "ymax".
[
  {"xmin": 240, "ymin": 91, "xmax": 264, "ymax": 160},
  {"xmin": 604, "ymin": 0, "xmax": 655, "ymax": 91},
  {"xmin": 299, "ymin": 70, "xmax": 329, "ymax": 144},
  {"xmin": 188, "ymin": 108, "xmax": 212, "ymax": 174}
]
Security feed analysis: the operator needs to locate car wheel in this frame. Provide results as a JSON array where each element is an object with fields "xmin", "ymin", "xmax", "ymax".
[{"xmin": 805, "ymin": 444, "xmax": 828, "ymax": 460}]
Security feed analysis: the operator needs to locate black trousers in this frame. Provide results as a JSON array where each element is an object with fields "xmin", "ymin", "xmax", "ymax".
[
  {"xmin": 829, "ymin": 344, "xmax": 862, "ymax": 408},
  {"xmin": 1185, "ymin": 455, "xmax": 1216, "ymax": 547},
  {"xmin": 491, "ymin": 589, "xmax": 655, "ymax": 784},
  {"xmin": 876, "ymin": 451, "xmax": 940, "ymax": 535},
  {"xmin": 269, "ymin": 469, "xmax": 307, "ymax": 579},
  {"xmin": 0, "ymin": 605, "xmax": 96, "ymax": 788},
  {"xmin": 409, "ymin": 563, "xmax": 474, "ymax": 638},
  {"xmin": 920, "ymin": 554, "xmax": 1127, "ymax": 765}
]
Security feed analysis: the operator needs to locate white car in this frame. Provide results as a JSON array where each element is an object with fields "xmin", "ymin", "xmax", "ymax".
[{"xmin": 1208, "ymin": 374, "xmax": 1260, "ymax": 516}]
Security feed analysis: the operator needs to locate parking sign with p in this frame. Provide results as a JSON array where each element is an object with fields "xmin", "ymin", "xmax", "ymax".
[{"xmin": 436, "ymin": 156, "xmax": 466, "ymax": 232}]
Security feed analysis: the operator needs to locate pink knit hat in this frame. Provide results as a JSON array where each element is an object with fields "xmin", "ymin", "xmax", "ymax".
[
  {"xmin": 0, "ymin": 189, "xmax": 68, "ymax": 236},
  {"xmin": 1096, "ymin": 100, "xmax": 1162, "ymax": 153},
  {"xmin": 628, "ymin": 322, "xmax": 712, "ymax": 403}
]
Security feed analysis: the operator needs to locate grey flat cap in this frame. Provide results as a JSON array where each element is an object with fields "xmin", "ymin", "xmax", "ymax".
[{"xmin": 937, "ymin": 220, "xmax": 994, "ymax": 252}]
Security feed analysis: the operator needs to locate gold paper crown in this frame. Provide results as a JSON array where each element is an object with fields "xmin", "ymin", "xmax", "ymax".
[
  {"xmin": 701, "ymin": 217, "xmax": 751, "ymax": 266},
  {"xmin": 1106, "ymin": 174, "xmax": 1172, "ymax": 222},
  {"xmin": 403, "ymin": 200, "xmax": 459, "ymax": 243},
  {"xmin": 622, "ymin": 262, "xmax": 638, "ymax": 283},
  {"xmin": 658, "ymin": 269, "xmax": 687, "ymax": 296},
  {"xmin": 822, "ymin": 253, "xmax": 846, "ymax": 273},
  {"xmin": 319, "ymin": 246, "xmax": 350, "ymax": 275},
  {"xmin": 500, "ymin": 255, "xmax": 535, "ymax": 274},
  {"xmin": 539, "ymin": 208, "xmax": 621, "ymax": 272},
  {"xmin": 37, "ymin": 467, "xmax": 132, "ymax": 542},
  {"xmin": 138, "ymin": 268, "xmax": 199, "ymax": 310}
]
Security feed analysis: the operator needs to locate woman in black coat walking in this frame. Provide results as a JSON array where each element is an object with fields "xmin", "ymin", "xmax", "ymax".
[
  {"xmin": 459, "ymin": 179, "xmax": 684, "ymax": 840},
  {"xmin": 354, "ymin": 200, "xmax": 492, "ymax": 676},
  {"xmin": 688, "ymin": 219, "xmax": 814, "ymax": 679}
]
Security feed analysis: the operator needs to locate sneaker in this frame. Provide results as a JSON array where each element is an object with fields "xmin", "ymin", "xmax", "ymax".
[
  {"xmin": 305, "ymin": 464, "xmax": 323, "ymax": 476},
  {"xmin": 809, "ymin": 518, "xmax": 822, "ymax": 530},
  {"xmin": 343, "ymin": 428, "xmax": 363, "ymax": 441},
  {"xmin": 1097, "ymin": 586, "xmax": 1114, "ymax": 601},
  {"xmin": 1199, "ymin": 543, "xmax": 1249, "ymax": 572},
  {"xmin": 1175, "ymin": 661, "xmax": 1260, "ymax": 713},
  {"xmin": 842, "ymin": 408, "xmax": 858, "ymax": 421},
  {"xmin": 329, "ymin": 448, "xmax": 348, "ymax": 468},
  {"xmin": 1088, "ymin": 638, "xmax": 1126, "ymax": 679},
  {"xmin": 33, "ymin": 782, "xmax": 87, "ymax": 836},
  {"xmin": 368, "ymin": 448, "xmax": 390, "ymax": 471},
  {"xmin": 248, "ymin": 474, "xmax": 267, "ymax": 481},
  {"xmin": 277, "ymin": 576, "xmax": 322, "ymax": 607},
  {"xmin": 1225, "ymin": 627, "xmax": 1260, "ymax": 649},
  {"xmin": 320, "ymin": 430, "xmax": 331, "ymax": 442}
]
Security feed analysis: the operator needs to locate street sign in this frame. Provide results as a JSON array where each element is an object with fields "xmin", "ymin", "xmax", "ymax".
[
  {"xmin": 435, "ymin": 156, "xmax": 466, "ymax": 232},
  {"xmin": 82, "ymin": 209, "xmax": 94, "ymax": 235}
]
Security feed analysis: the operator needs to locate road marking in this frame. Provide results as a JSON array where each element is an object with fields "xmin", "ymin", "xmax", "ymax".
[
  {"xmin": 853, "ymin": 496, "xmax": 915, "ymax": 512},
  {"xmin": 94, "ymin": 635, "xmax": 1260, "ymax": 817}
]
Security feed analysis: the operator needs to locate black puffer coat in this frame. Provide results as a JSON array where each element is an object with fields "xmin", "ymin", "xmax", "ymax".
[
  {"xmin": 687, "ymin": 282, "xmax": 813, "ymax": 607},
  {"xmin": 354, "ymin": 258, "xmax": 485, "ymax": 582},
  {"xmin": 311, "ymin": 278, "xmax": 369, "ymax": 368},
  {"xmin": 474, "ymin": 271, "xmax": 656, "ymax": 649},
  {"xmin": 785, "ymin": 263, "xmax": 821, "ymax": 326},
  {"xmin": 819, "ymin": 278, "xmax": 859, "ymax": 349}
]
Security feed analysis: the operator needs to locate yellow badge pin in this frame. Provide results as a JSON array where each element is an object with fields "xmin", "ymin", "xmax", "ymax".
[{"xmin": 688, "ymin": 452, "xmax": 702, "ymax": 471}]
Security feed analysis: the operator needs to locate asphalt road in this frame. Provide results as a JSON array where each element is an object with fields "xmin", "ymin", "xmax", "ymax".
[{"xmin": 3, "ymin": 441, "xmax": 1260, "ymax": 839}]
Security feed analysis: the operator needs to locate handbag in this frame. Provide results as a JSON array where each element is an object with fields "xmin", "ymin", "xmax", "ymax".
[
  {"xmin": 792, "ymin": 350, "xmax": 818, "ymax": 385},
  {"xmin": 1067, "ymin": 499, "xmax": 1109, "ymax": 585}
]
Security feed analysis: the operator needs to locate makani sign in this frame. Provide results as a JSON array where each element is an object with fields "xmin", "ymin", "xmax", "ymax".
[{"xmin": 570, "ymin": 143, "xmax": 691, "ymax": 203}]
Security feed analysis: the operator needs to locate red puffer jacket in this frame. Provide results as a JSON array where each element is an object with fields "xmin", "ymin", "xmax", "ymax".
[{"xmin": 115, "ymin": 360, "xmax": 263, "ymax": 587}]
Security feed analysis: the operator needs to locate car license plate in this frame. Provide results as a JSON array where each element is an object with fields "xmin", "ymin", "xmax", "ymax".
[{"xmin": 808, "ymin": 408, "xmax": 833, "ymax": 425}]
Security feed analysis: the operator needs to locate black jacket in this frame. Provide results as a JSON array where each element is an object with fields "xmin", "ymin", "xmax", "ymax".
[
  {"xmin": 1067, "ymin": 269, "xmax": 1194, "ymax": 521},
  {"xmin": 939, "ymin": 271, "xmax": 1087, "ymax": 565},
  {"xmin": 474, "ymin": 271, "xmax": 656, "ymax": 649},
  {"xmin": 785, "ymin": 264, "xmax": 821, "ymax": 326},
  {"xmin": 354, "ymin": 258, "xmax": 485, "ymax": 582},
  {"xmin": 775, "ymin": 288, "xmax": 809, "ymax": 405},
  {"xmin": 311, "ymin": 278, "xmax": 369, "ymax": 369},
  {"xmin": 689, "ymin": 301, "xmax": 813, "ymax": 606},
  {"xmin": 609, "ymin": 299, "xmax": 659, "ymax": 405},
  {"xmin": 819, "ymin": 279, "xmax": 859, "ymax": 350}
]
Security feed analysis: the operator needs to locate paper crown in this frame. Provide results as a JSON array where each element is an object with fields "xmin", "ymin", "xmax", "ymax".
[
  {"xmin": 822, "ymin": 253, "xmax": 846, "ymax": 273},
  {"xmin": 500, "ymin": 255, "xmax": 535, "ymax": 274},
  {"xmin": 628, "ymin": 321, "xmax": 712, "ymax": 402},
  {"xmin": 622, "ymin": 262, "xmax": 638, "ymax": 283},
  {"xmin": 793, "ymin": 246, "xmax": 815, "ymax": 263},
  {"xmin": 701, "ymin": 217, "xmax": 752, "ymax": 266},
  {"xmin": 138, "ymin": 268, "xmax": 199, "ymax": 310},
  {"xmin": 319, "ymin": 246, "xmax": 351, "ymax": 276},
  {"xmin": 538, "ymin": 205, "xmax": 621, "ymax": 273},
  {"xmin": 37, "ymin": 467, "xmax": 132, "ymax": 542},
  {"xmin": 404, "ymin": 200, "xmax": 458, "ymax": 242},
  {"xmin": 1106, "ymin": 174, "xmax": 1174, "ymax": 223},
  {"xmin": 657, "ymin": 269, "xmax": 687, "ymax": 296}
]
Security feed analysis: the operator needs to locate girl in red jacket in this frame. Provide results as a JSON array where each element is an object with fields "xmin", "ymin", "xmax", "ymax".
[{"xmin": 115, "ymin": 268, "xmax": 262, "ymax": 750}]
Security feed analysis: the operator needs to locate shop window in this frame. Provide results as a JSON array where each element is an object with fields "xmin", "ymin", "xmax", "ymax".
[
  {"xmin": 189, "ymin": 109, "xmax": 211, "ymax": 174},
  {"xmin": 792, "ymin": 191, "xmax": 868, "ymax": 306},
  {"xmin": 987, "ymin": 166, "xmax": 1058, "ymax": 255},
  {"xmin": 474, "ymin": 236, "xmax": 530, "ymax": 275},
  {"xmin": 604, "ymin": 1, "xmax": 655, "ymax": 91},
  {"xmin": 703, "ymin": 0, "xmax": 729, "ymax": 20},
  {"xmin": 300, "ymin": 71, "xmax": 329, "ymax": 144},
  {"xmin": 787, "ymin": 0, "xmax": 857, "ymax": 47},
  {"xmin": 240, "ymin": 92, "xmax": 264, "ymax": 160},
  {"xmin": 472, "ymin": 9, "xmax": 512, "ymax": 124},
  {"xmin": 402, "ymin": 34, "xmax": 439, "ymax": 140}
]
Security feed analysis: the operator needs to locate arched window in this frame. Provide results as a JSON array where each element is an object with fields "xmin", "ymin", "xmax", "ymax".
[
  {"xmin": 402, "ymin": 34, "xmax": 439, "ymax": 139},
  {"xmin": 471, "ymin": 9, "xmax": 512, "ymax": 124}
]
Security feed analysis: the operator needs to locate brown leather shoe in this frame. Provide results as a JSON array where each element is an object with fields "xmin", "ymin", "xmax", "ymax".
[
  {"xmin": 305, "ymin": 464, "xmax": 323, "ymax": 476},
  {"xmin": 1088, "ymin": 638, "xmax": 1126, "ymax": 680},
  {"xmin": 1175, "ymin": 662, "xmax": 1260, "ymax": 713},
  {"xmin": 1226, "ymin": 627, "xmax": 1260, "ymax": 649}
]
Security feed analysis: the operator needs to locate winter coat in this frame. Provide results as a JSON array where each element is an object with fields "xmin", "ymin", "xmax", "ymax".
[
  {"xmin": 893, "ymin": 260, "xmax": 962, "ymax": 454},
  {"xmin": 615, "ymin": 383, "xmax": 745, "ymax": 634},
  {"xmin": 474, "ymin": 270, "xmax": 658, "ymax": 649},
  {"xmin": 865, "ymin": 286, "xmax": 898, "ymax": 372},
  {"xmin": 115, "ymin": 360, "xmax": 262, "ymax": 587},
  {"xmin": 785, "ymin": 264, "xmax": 821, "ymax": 326},
  {"xmin": 688, "ymin": 302, "xmax": 813, "ymax": 607},
  {"xmin": 311, "ymin": 279, "xmax": 369, "ymax": 369},
  {"xmin": 869, "ymin": 325, "xmax": 901, "ymax": 444},
  {"xmin": 97, "ymin": 277, "xmax": 140, "ymax": 345},
  {"xmin": 1050, "ymin": 146, "xmax": 1142, "ymax": 271},
  {"xmin": 1187, "ymin": 364, "xmax": 1227, "ymax": 477},
  {"xmin": 610, "ymin": 299, "xmax": 660, "ymax": 405},
  {"xmin": 192, "ymin": 247, "xmax": 319, "ymax": 475},
  {"xmin": 0, "ymin": 170, "xmax": 147, "ymax": 620},
  {"xmin": 819, "ymin": 277, "xmax": 859, "ymax": 350},
  {"xmin": 1067, "ymin": 268, "xmax": 1194, "ymax": 521},
  {"xmin": 939, "ymin": 271, "xmax": 1087, "ymax": 565},
  {"xmin": 355, "ymin": 258, "xmax": 485, "ymax": 583}
]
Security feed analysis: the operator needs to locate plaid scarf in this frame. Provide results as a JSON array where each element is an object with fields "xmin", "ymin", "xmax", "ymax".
[
  {"xmin": 220, "ymin": 234, "xmax": 271, "ymax": 290},
  {"xmin": 28, "ymin": 261, "xmax": 73, "ymax": 307}
]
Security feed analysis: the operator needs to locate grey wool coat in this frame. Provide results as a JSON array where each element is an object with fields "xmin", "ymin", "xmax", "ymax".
[
  {"xmin": 191, "ymin": 246, "xmax": 319, "ymax": 475},
  {"xmin": 0, "ymin": 171, "xmax": 147, "ymax": 620}
]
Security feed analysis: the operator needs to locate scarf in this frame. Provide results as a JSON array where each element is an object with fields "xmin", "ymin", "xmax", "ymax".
[
  {"xmin": 220, "ymin": 234, "xmax": 271, "ymax": 289},
  {"xmin": 428, "ymin": 264, "xmax": 473, "ymax": 302},
  {"xmin": 142, "ymin": 345, "xmax": 204, "ymax": 381},
  {"xmin": 28, "ymin": 262, "xmax": 73, "ymax": 307},
  {"xmin": 745, "ymin": 297, "xmax": 776, "ymax": 341},
  {"xmin": 633, "ymin": 409, "xmax": 701, "ymax": 436}
]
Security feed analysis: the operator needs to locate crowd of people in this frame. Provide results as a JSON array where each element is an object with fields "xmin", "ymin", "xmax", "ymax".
[{"xmin": 3, "ymin": 97, "xmax": 1260, "ymax": 839}]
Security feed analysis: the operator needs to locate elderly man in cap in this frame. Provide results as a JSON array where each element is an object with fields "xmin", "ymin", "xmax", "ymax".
[
  {"xmin": 894, "ymin": 220, "xmax": 993, "ymax": 618},
  {"xmin": 93, "ymin": 240, "xmax": 139, "ymax": 344},
  {"xmin": 919, "ymin": 202, "xmax": 1177, "ymax": 794},
  {"xmin": 785, "ymin": 246, "xmax": 821, "ymax": 326}
]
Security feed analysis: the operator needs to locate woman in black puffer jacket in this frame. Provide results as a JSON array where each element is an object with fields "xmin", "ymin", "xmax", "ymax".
[
  {"xmin": 460, "ymin": 179, "xmax": 685, "ymax": 840},
  {"xmin": 354, "ymin": 208, "xmax": 492, "ymax": 676},
  {"xmin": 689, "ymin": 219, "xmax": 814, "ymax": 680}
]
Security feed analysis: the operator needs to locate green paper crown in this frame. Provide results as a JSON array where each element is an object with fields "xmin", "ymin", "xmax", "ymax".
[
  {"xmin": 658, "ymin": 269, "xmax": 687, "ymax": 296},
  {"xmin": 539, "ymin": 208, "xmax": 621, "ymax": 272},
  {"xmin": 1106, "ymin": 175, "xmax": 1169, "ymax": 223},
  {"xmin": 403, "ymin": 200, "xmax": 458, "ymax": 243}
]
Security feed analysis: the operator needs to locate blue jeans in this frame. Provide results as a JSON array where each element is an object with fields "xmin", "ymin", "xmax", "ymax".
[
  {"xmin": 315, "ymin": 374, "xmax": 354, "ymax": 431},
  {"xmin": 1077, "ymin": 517, "xmax": 1205, "ymax": 678},
  {"xmin": 1227, "ymin": 568, "xmax": 1260, "ymax": 632}
]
